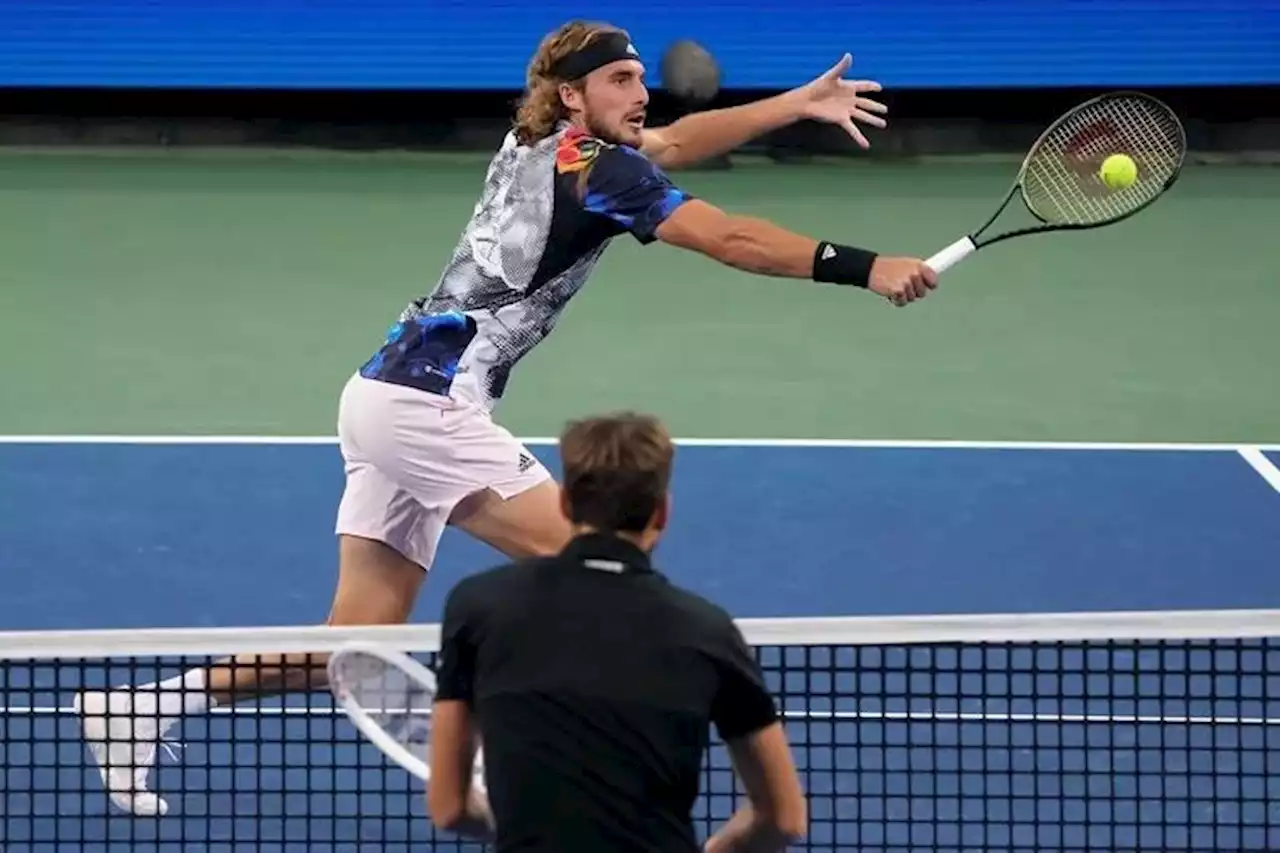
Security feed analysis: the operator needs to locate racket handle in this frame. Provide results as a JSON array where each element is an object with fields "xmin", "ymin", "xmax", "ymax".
[{"xmin": 925, "ymin": 237, "xmax": 976, "ymax": 274}]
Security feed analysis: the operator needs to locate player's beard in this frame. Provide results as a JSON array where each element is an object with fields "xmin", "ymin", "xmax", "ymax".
[
  {"xmin": 583, "ymin": 112, "xmax": 626, "ymax": 146},
  {"xmin": 581, "ymin": 97, "xmax": 640, "ymax": 148}
]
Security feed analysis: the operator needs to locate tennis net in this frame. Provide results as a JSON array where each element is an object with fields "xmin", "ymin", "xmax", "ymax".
[{"xmin": 2, "ymin": 608, "xmax": 1278, "ymax": 852}]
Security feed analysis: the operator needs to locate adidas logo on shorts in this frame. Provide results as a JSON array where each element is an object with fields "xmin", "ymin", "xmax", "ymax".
[{"xmin": 518, "ymin": 453, "xmax": 536, "ymax": 473}]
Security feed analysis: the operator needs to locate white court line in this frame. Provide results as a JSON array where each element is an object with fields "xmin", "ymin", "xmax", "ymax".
[
  {"xmin": 0, "ymin": 435, "xmax": 338, "ymax": 446},
  {"xmin": 1239, "ymin": 447, "xmax": 1280, "ymax": 494},
  {"xmin": 1, "ymin": 435, "xmax": 1277, "ymax": 452},
  {"xmin": 5, "ymin": 704, "xmax": 1275, "ymax": 727}
]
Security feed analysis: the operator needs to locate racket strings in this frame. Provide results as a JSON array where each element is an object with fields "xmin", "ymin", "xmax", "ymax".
[
  {"xmin": 333, "ymin": 652, "xmax": 434, "ymax": 747},
  {"xmin": 1021, "ymin": 95, "xmax": 1184, "ymax": 226},
  {"xmin": 1033, "ymin": 108, "xmax": 1147, "ymax": 221}
]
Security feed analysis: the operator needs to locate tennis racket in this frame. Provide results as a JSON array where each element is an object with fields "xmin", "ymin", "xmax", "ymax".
[
  {"xmin": 328, "ymin": 641, "xmax": 485, "ymax": 786},
  {"xmin": 925, "ymin": 91, "xmax": 1186, "ymax": 275}
]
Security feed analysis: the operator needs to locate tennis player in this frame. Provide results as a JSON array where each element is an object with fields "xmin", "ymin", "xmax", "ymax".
[
  {"xmin": 428, "ymin": 412, "xmax": 806, "ymax": 852},
  {"xmin": 77, "ymin": 19, "xmax": 936, "ymax": 816}
]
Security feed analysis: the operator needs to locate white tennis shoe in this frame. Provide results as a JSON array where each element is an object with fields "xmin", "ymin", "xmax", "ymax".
[{"xmin": 75, "ymin": 688, "xmax": 183, "ymax": 817}]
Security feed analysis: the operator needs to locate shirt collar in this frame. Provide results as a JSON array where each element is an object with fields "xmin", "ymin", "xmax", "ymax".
[{"xmin": 560, "ymin": 532, "xmax": 655, "ymax": 575}]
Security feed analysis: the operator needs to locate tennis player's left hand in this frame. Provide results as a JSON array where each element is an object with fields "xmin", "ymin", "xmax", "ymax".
[{"xmin": 791, "ymin": 53, "xmax": 888, "ymax": 149}]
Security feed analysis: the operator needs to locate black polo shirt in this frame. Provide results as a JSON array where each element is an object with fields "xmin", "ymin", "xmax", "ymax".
[{"xmin": 434, "ymin": 532, "xmax": 779, "ymax": 853}]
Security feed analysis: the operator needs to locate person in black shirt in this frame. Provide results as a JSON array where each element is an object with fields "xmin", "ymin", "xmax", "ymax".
[{"xmin": 427, "ymin": 412, "xmax": 806, "ymax": 852}]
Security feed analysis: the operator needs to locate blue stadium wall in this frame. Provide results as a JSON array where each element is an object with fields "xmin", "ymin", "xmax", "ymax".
[{"xmin": 1, "ymin": 1, "xmax": 1277, "ymax": 90}]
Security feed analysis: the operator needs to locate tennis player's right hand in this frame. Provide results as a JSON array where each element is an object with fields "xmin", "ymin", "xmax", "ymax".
[{"xmin": 869, "ymin": 257, "xmax": 939, "ymax": 306}]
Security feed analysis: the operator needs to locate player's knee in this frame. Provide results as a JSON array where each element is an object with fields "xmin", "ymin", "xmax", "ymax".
[
  {"xmin": 329, "ymin": 535, "xmax": 425, "ymax": 625},
  {"xmin": 527, "ymin": 532, "xmax": 568, "ymax": 558},
  {"xmin": 512, "ymin": 525, "xmax": 571, "ymax": 559}
]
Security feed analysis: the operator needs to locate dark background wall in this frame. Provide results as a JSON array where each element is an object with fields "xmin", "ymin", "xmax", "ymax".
[{"xmin": 2, "ymin": 2, "xmax": 1277, "ymax": 160}]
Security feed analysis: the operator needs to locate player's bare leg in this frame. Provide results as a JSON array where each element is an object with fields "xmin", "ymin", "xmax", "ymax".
[
  {"xmin": 448, "ymin": 479, "xmax": 573, "ymax": 560},
  {"xmin": 76, "ymin": 478, "xmax": 570, "ymax": 816},
  {"xmin": 206, "ymin": 535, "xmax": 425, "ymax": 703},
  {"xmin": 75, "ymin": 534, "xmax": 427, "ymax": 816},
  {"xmin": 193, "ymin": 483, "xmax": 569, "ymax": 709}
]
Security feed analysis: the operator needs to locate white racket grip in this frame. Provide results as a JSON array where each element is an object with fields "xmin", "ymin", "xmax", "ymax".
[{"xmin": 925, "ymin": 236, "xmax": 976, "ymax": 274}]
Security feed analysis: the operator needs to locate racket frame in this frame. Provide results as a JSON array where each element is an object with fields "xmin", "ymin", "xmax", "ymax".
[
  {"xmin": 927, "ymin": 90, "xmax": 1187, "ymax": 273},
  {"xmin": 328, "ymin": 641, "xmax": 438, "ymax": 782}
]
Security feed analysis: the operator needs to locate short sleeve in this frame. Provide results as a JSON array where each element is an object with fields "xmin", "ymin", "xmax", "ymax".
[
  {"xmin": 556, "ymin": 131, "xmax": 693, "ymax": 244},
  {"xmin": 709, "ymin": 621, "xmax": 779, "ymax": 741},
  {"xmin": 434, "ymin": 580, "xmax": 478, "ymax": 703}
]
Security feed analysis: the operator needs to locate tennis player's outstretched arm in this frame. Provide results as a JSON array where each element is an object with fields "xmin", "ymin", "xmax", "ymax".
[
  {"xmin": 641, "ymin": 54, "xmax": 889, "ymax": 170},
  {"xmin": 655, "ymin": 198, "xmax": 937, "ymax": 307},
  {"xmin": 565, "ymin": 134, "xmax": 936, "ymax": 306},
  {"xmin": 705, "ymin": 624, "xmax": 807, "ymax": 853}
]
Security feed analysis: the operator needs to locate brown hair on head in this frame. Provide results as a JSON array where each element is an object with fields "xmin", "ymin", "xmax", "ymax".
[
  {"xmin": 559, "ymin": 412, "xmax": 674, "ymax": 534},
  {"xmin": 513, "ymin": 20, "xmax": 630, "ymax": 145}
]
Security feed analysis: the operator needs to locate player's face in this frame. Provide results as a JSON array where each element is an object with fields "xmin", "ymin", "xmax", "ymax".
[{"xmin": 578, "ymin": 59, "xmax": 649, "ymax": 147}]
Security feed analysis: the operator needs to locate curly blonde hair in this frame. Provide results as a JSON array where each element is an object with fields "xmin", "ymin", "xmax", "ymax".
[{"xmin": 513, "ymin": 21, "xmax": 630, "ymax": 146}]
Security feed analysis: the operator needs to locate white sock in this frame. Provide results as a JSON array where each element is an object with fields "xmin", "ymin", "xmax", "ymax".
[{"xmin": 133, "ymin": 668, "xmax": 211, "ymax": 718}]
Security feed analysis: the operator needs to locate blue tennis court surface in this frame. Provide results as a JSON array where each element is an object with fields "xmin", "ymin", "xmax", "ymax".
[
  {"xmin": 2, "ymin": 438, "xmax": 1279, "ymax": 851},
  {"xmin": 1, "ymin": 439, "xmax": 1278, "ymax": 629}
]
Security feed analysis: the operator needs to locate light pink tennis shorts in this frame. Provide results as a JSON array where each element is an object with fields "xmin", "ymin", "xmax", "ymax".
[{"xmin": 333, "ymin": 373, "xmax": 552, "ymax": 570}]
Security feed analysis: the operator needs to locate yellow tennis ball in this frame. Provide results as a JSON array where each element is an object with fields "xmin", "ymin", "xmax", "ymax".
[{"xmin": 1099, "ymin": 154, "xmax": 1138, "ymax": 190}]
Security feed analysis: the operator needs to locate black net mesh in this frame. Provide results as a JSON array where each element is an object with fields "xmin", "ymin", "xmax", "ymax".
[{"xmin": 2, "ymin": 624, "xmax": 1278, "ymax": 851}]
